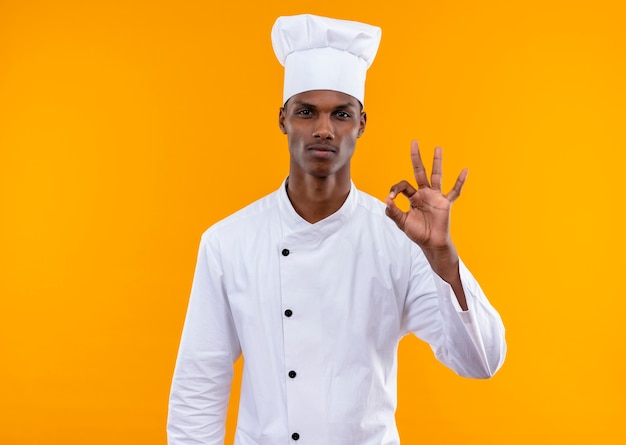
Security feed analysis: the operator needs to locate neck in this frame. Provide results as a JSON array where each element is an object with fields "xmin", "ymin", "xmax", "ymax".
[{"xmin": 286, "ymin": 174, "xmax": 351, "ymax": 224}]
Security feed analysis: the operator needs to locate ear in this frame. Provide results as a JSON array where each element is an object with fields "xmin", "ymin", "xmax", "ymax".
[
  {"xmin": 357, "ymin": 112, "xmax": 367, "ymax": 138},
  {"xmin": 278, "ymin": 107, "xmax": 287, "ymax": 134}
]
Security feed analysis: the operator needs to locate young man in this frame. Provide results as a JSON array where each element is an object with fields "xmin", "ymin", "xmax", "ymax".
[{"xmin": 168, "ymin": 14, "xmax": 506, "ymax": 445}]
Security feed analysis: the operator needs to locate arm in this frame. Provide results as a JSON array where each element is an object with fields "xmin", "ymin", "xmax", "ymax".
[
  {"xmin": 386, "ymin": 141, "xmax": 506, "ymax": 377},
  {"xmin": 167, "ymin": 235, "xmax": 242, "ymax": 444},
  {"xmin": 403, "ymin": 246, "xmax": 506, "ymax": 378}
]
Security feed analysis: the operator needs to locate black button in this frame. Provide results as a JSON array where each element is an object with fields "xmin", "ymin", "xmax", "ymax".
[
  {"xmin": 282, "ymin": 248, "xmax": 290, "ymax": 256},
  {"xmin": 291, "ymin": 433, "xmax": 300, "ymax": 441},
  {"xmin": 284, "ymin": 309, "xmax": 293, "ymax": 317},
  {"xmin": 288, "ymin": 370, "xmax": 296, "ymax": 378}
]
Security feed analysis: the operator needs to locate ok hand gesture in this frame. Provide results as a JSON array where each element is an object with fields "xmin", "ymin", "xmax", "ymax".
[{"xmin": 385, "ymin": 141, "xmax": 467, "ymax": 294}]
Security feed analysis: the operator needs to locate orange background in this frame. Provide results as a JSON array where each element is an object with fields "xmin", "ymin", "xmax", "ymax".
[{"xmin": 1, "ymin": 0, "xmax": 625, "ymax": 443}]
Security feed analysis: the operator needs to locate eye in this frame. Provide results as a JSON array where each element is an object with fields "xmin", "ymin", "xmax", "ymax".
[
  {"xmin": 335, "ymin": 111, "xmax": 351, "ymax": 118},
  {"xmin": 296, "ymin": 109, "xmax": 312, "ymax": 116}
]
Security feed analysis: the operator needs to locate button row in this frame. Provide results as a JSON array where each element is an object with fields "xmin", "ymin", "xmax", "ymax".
[{"xmin": 282, "ymin": 247, "xmax": 297, "ymax": 443}]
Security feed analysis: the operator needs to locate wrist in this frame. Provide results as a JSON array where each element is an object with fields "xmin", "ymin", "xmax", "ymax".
[{"xmin": 422, "ymin": 243, "xmax": 460, "ymax": 283}]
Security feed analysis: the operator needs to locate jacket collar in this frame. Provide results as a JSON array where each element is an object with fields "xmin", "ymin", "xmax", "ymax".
[{"xmin": 277, "ymin": 178, "xmax": 358, "ymax": 241}]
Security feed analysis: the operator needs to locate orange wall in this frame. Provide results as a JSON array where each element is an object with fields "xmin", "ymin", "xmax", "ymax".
[{"xmin": 1, "ymin": 0, "xmax": 624, "ymax": 443}]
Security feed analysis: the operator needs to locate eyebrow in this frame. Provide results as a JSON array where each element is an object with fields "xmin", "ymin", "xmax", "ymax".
[{"xmin": 291, "ymin": 101, "xmax": 358, "ymax": 110}]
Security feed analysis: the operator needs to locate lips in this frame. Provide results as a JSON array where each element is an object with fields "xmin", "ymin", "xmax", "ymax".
[
  {"xmin": 307, "ymin": 144, "xmax": 337, "ymax": 159},
  {"xmin": 307, "ymin": 144, "xmax": 337, "ymax": 153}
]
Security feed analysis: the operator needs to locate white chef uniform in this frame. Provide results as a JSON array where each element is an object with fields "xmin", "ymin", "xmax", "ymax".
[{"xmin": 167, "ymin": 180, "xmax": 506, "ymax": 444}]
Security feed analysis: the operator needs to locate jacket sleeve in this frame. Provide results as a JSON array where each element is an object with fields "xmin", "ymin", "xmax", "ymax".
[
  {"xmin": 401, "ymin": 246, "xmax": 506, "ymax": 378},
  {"xmin": 167, "ymin": 234, "xmax": 242, "ymax": 444}
]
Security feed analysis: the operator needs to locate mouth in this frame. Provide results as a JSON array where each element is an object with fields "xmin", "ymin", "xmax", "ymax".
[{"xmin": 307, "ymin": 144, "xmax": 337, "ymax": 157}]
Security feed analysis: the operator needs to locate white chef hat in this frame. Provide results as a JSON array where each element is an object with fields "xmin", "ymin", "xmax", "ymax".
[{"xmin": 271, "ymin": 14, "xmax": 382, "ymax": 106}]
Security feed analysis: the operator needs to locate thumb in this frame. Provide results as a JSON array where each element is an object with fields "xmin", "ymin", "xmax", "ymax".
[{"xmin": 385, "ymin": 196, "xmax": 406, "ymax": 230}]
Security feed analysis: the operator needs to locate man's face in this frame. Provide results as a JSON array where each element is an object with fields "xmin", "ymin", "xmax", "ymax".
[{"xmin": 279, "ymin": 90, "xmax": 366, "ymax": 180}]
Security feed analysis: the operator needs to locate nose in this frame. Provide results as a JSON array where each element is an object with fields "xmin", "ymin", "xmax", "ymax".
[{"xmin": 312, "ymin": 114, "xmax": 334, "ymax": 140}]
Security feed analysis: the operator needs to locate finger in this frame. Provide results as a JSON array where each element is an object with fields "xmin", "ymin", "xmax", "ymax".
[
  {"xmin": 410, "ymin": 140, "xmax": 430, "ymax": 189},
  {"xmin": 431, "ymin": 146, "xmax": 442, "ymax": 191},
  {"xmin": 385, "ymin": 196, "xmax": 407, "ymax": 230},
  {"xmin": 445, "ymin": 168, "xmax": 468, "ymax": 202},
  {"xmin": 388, "ymin": 180, "xmax": 417, "ymax": 199}
]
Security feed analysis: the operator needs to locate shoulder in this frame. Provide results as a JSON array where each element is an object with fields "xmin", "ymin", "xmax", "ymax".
[
  {"xmin": 201, "ymin": 189, "xmax": 279, "ymax": 244},
  {"xmin": 353, "ymin": 187, "xmax": 387, "ymax": 214},
  {"xmin": 352, "ymin": 186, "xmax": 424, "ymax": 256},
  {"xmin": 352, "ymin": 187, "xmax": 395, "ymax": 230},
  {"xmin": 352, "ymin": 187, "xmax": 402, "ymax": 236}
]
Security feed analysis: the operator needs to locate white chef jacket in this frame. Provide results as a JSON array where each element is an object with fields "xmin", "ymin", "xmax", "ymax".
[{"xmin": 167, "ymin": 180, "xmax": 506, "ymax": 445}]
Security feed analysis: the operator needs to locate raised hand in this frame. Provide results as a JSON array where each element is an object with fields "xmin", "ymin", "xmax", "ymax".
[
  {"xmin": 385, "ymin": 141, "xmax": 467, "ymax": 302},
  {"xmin": 385, "ymin": 140, "xmax": 467, "ymax": 251}
]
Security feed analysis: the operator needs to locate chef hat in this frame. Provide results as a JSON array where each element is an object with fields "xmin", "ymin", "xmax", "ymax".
[{"xmin": 271, "ymin": 14, "xmax": 382, "ymax": 106}]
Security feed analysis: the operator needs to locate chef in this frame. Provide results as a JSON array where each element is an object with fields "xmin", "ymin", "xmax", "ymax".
[{"xmin": 167, "ymin": 13, "xmax": 506, "ymax": 445}]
